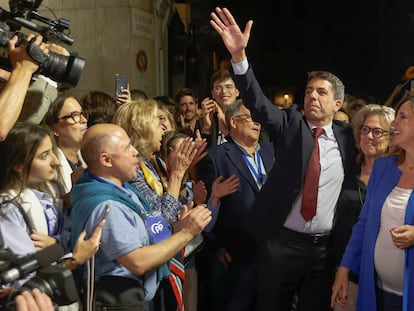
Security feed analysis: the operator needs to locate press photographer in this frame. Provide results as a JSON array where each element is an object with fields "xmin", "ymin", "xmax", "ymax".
[
  {"xmin": 0, "ymin": 0, "xmax": 85, "ymax": 141},
  {"xmin": 0, "ymin": 0, "xmax": 85, "ymax": 87}
]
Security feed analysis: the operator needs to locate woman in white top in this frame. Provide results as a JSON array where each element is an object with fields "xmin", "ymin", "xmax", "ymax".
[{"xmin": 42, "ymin": 95, "xmax": 88, "ymax": 206}]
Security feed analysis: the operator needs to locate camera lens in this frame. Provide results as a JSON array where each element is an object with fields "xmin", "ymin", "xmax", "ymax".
[
  {"xmin": 13, "ymin": 266, "xmax": 78, "ymax": 306},
  {"xmin": 41, "ymin": 52, "xmax": 85, "ymax": 87}
]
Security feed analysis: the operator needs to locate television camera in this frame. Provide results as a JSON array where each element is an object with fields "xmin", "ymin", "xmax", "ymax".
[
  {"xmin": 0, "ymin": 244, "xmax": 79, "ymax": 310},
  {"xmin": 0, "ymin": 0, "xmax": 85, "ymax": 87}
]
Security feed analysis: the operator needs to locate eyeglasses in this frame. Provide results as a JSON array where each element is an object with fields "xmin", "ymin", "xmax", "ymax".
[
  {"xmin": 233, "ymin": 114, "xmax": 253, "ymax": 122},
  {"xmin": 58, "ymin": 111, "xmax": 89, "ymax": 123},
  {"xmin": 360, "ymin": 126, "xmax": 388, "ymax": 138},
  {"xmin": 213, "ymin": 84, "xmax": 235, "ymax": 92}
]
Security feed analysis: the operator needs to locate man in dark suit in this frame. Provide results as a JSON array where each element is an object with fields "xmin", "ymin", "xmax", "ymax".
[
  {"xmin": 197, "ymin": 99, "xmax": 274, "ymax": 311},
  {"xmin": 210, "ymin": 8, "xmax": 357, "ymax": 311}
]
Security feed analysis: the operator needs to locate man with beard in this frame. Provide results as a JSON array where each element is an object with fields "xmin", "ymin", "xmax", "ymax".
[{"xmin": 175, "ymin": 87, "xmax": 200, "ymax": 136}]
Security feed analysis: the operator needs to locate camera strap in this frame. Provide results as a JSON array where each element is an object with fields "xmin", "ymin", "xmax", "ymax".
[
  {"xmin": 25, "ymin": 38, "xmax": 49, "ymax": 67},
  {"xmin": 0, "ymin": 197, "xmax": 35, "ymax": 234}
]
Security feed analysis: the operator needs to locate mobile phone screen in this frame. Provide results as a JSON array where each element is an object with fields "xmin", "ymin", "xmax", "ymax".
[{"xmin": 115, "ymin": 74, "xmax": 128, "ymax": 98}]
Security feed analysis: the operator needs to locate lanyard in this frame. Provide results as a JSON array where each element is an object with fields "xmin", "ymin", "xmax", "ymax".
[
  {"xmin": 88, "ymin": 172, "xmax": 148, "ymax": 215},
  {"xmin": 88, "ymin": 172, "xmax": 128, "ymax": 189},
  {"xmin": 243, "ymin": 150, "xmax": 264, "ymax": 186}
]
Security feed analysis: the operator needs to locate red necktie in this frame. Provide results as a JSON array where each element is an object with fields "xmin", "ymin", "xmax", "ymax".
[{"xmin": 301, "ymin": 127, "xmax": 324, "ymax": 221}]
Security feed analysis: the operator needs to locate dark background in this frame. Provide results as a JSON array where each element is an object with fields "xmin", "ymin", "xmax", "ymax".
[{"xmin": 172, "ymin": 0, "xmax": 414, "ymax": 105}]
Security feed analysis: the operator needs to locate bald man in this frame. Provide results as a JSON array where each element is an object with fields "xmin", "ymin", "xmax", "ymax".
[{"xmin": 70, "ymin": 123, "xmax": 212, "ymax": 310}]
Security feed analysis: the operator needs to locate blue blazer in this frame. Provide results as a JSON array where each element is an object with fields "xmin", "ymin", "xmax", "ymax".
[
  {"xmin": 197, "ymin": 137, "xmax": 274, "ymax": 260},
  {"xmin": 341, "ymin": 156, "xmax": 414, "ymax": 311},
  {"xmin": 233, "ymin": 66, "xmax": 356, "ymax": 241}
]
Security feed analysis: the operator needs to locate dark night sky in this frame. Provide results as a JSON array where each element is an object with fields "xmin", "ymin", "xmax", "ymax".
[{"xmin": 195, "ymin": 0, "xmax": 414, "ymax": 104}]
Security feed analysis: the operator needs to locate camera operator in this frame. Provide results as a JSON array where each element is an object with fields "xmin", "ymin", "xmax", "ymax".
[{"xmin": 0, "ymin": 33, "xmax": 62, "ymax": 141}]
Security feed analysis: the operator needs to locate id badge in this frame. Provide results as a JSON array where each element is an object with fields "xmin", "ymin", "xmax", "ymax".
[{"xmin": 144, "ymin": 211, "xmax": 171, "ymax": 243}]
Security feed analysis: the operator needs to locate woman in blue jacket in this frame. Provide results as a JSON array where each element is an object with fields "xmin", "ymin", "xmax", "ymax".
[{"xmin": 331, "ymin": 95, "xmax": 414, "ymax": 311}]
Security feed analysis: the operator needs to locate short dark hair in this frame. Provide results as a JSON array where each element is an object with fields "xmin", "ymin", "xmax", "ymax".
[
  {"xmin": 174, "ymin": 87, "xmax": 197, "ymax": 106},
  {"xmin": 307, "ymin": 71, "xmax": 345, "ymax": 101},
  {"xmin": 80, "ymin": 91, "xmax": 118, "ymax": 127},
  {"xmin": 210, "ymin": 69, "xmax": 233, "ymax": 89},
  {"xmin": 130, "ymin": 89, "xmax": 148, "ymax": 100}
]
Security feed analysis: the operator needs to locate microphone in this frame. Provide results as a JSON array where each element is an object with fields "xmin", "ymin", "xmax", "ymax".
[{"xmin": 0, "ymin": 244, "xmax": 64, "ymax": 284}]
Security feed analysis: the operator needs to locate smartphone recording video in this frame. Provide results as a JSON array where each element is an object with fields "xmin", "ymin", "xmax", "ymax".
[{"xmin": 115, "ymin": 74, "xmax": 128, "ymax": 99}]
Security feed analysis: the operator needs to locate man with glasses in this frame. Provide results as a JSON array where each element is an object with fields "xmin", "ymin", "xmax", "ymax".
[
  {"xmin": 197, "ymin": 99, "xmax": 274, "ymax": 310},
  {"xmin": 199, "ymin": 69, "xmax": 240, "ymax": 146}
]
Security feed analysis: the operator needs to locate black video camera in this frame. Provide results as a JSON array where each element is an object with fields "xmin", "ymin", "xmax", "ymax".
[
  {"xmin": 0, "ymin": 0, "xmax": 85, "ymax": 87},
  {"xmin": 0, "ymin": 244, "xmax": 79, "ymax": 310}
]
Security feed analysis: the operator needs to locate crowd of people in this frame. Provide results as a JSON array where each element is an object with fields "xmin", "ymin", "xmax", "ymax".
[{"xmin": 0, "ymin": 6, "xmax": 413, "ymax": 311}]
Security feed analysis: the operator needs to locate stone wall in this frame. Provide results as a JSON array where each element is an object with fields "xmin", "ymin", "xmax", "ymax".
[{"xmin": 0, "ymin": 0, "xmax": 171, "ymax": 98}]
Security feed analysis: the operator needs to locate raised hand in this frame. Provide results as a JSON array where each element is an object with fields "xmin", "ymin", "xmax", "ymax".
[
  {"xmin": 117, "ymin": 86, "xmax": 131, "ymax": 105},
  {"xmin": 210, "ymin": 7, "xmax": 253, "ymax": 62},
  {"xmin": 8, "ymin": 34, "xmax": 46, "ymax": 73},
  {"xmin": 200, "ymin": 97, "xmax": 217, "ymax": 133},
  {"xmin": 169, "ymin": 137, "xmax": 199, "ymax": 175}
]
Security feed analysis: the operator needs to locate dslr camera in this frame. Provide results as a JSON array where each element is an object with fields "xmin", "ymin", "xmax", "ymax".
[
  {"xmin": 0, "ymin": 0, "xmax": 85, "ymax": 87},
  {"xmin": 0, "ymin": 244, "xmax": 79, "ymax": 310}
]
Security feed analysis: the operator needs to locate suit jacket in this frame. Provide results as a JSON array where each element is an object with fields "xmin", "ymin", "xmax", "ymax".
[
  {"xmin": 341, "ymin": 156, "xmax": 414, "ymax": 311},
  {"xmin": 197, "ymin": 137, "xmax": 274, "ymax": 260},
  {"xmin": 234, "ymin": 66, "xmax": 356, "ymax": 241}
]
